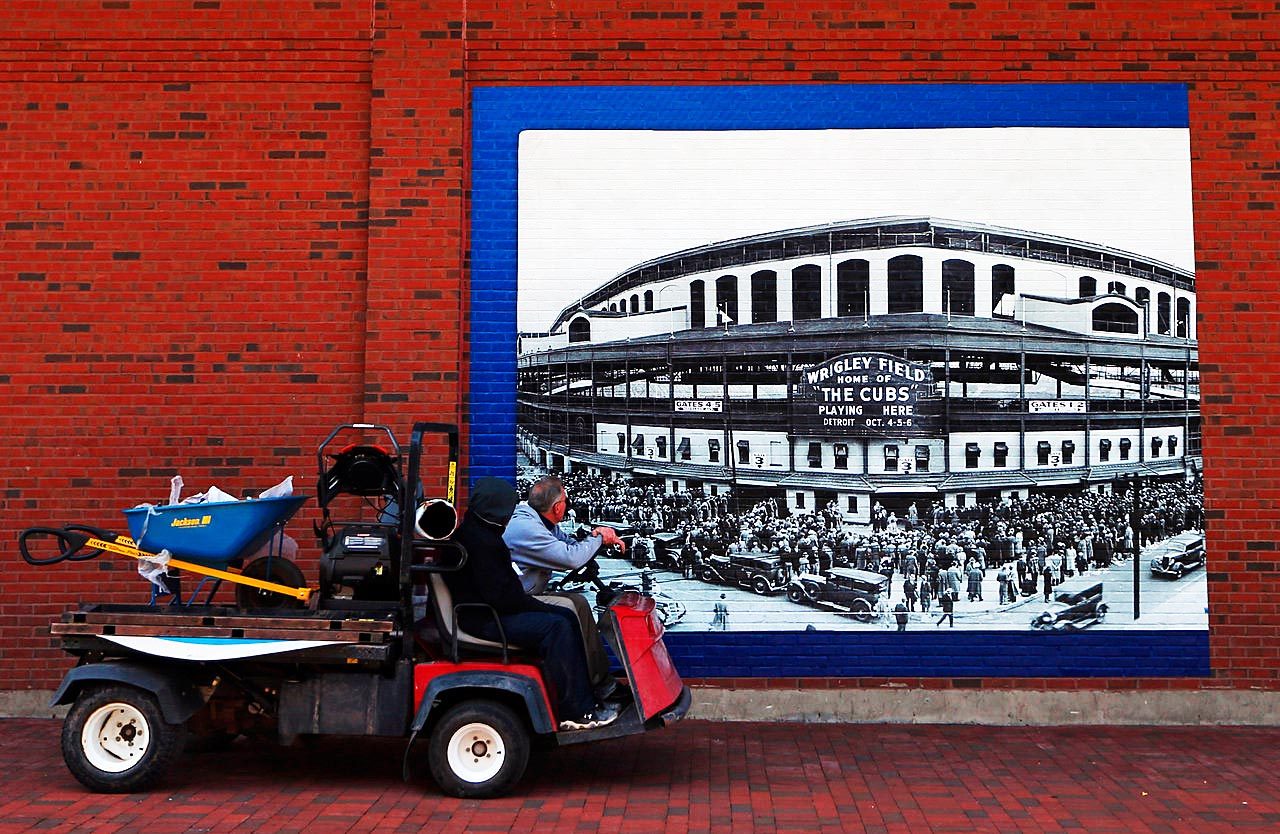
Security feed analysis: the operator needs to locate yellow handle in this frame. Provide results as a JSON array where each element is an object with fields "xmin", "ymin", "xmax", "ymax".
[{"xmin": 85, "ymin": 537, "xmax": 314, "ymax": 602}]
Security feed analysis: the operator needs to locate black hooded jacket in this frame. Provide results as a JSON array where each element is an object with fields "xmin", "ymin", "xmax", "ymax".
[{"xmin": 446, "ymin": 477, "xmax": 542, "ymax": 628}]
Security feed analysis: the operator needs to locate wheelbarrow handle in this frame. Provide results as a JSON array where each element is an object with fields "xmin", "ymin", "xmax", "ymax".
[{"xmin": 17, "ymin": 527, "xmax": 96, "ymax": 566}]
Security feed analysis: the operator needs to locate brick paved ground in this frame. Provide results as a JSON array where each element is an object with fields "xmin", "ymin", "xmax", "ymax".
[{"xmin": 1, "ymin": 717, "xmax": 1278, "ymax": 833}]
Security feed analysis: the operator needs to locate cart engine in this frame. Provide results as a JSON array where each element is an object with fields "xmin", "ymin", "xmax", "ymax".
[{"xmin": 319, "ymin": 523, "xmax": 399, "ymax": 599}]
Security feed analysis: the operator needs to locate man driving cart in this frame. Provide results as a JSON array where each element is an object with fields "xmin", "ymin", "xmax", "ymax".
[{"xmin": 503, "ymin": 476, "xmax": 625, "ymax": 699}]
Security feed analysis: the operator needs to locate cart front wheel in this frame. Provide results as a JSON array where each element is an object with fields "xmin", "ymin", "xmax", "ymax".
[
  {"xmin": 62, "ymin": 685, "xmax": 187, "ymax": 793},
  {"xmin": 428, "ymin": 700, "xmax": 530, "ymax": 799},
  {"xmin": 235, "ymin": 556, "xmax": 306, "ymax": 610}
]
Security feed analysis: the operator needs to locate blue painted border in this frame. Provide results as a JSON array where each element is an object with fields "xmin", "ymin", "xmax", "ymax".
[
  {"xmin": 662, "ymin": 630, "xmax": 1209, "ymax": 678},
  {"xmin": 468, "ymin": 83, "xmax": 1202, "ymax": 677}
]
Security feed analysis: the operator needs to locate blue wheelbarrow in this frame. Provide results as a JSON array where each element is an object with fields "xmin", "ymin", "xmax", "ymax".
[{"xmin": 20, "ymin": 494, "xmax": 315, "ymax": 609}]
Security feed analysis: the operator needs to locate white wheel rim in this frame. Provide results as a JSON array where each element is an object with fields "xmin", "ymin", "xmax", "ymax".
[
  {"xmin": 446, "ymin": 721, "xmax": 506, "ymax": 784},
  {"xmin": 81, "ymin": 702, "xmax": 151, "ymax": 774}
]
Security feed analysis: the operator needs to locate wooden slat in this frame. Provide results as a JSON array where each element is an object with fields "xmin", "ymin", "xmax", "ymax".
[
  {"xmin": 62, "ymin": 609, "xmax": 396, "ymax": 633},
  {"xmin": 51, "ymin": 621, "xmax": 392, "ymax": 643}
]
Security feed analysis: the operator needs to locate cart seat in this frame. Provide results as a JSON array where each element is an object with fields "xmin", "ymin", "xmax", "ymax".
[{"xmin": 426, "ymin": 572, "xmax": 524, "ymax": 661}]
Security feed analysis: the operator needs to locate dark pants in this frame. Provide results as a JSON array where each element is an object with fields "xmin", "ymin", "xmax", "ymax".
[
  {"xmin": 536, "ymin": 592, "xmax": 611, "ymax": 689},
  {"xmin": 474, "ymin": 599, "xmax": 594, "ymax": 719}
]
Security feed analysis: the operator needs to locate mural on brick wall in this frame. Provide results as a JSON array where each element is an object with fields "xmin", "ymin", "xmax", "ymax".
[{"xmin": 512, "ymin": 123, "xmax": 1203, "ymax": 637}]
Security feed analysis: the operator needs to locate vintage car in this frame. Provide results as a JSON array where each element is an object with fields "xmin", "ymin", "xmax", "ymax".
[
  {"xmin": 1029, "ymin": 582, "xmax": 1107, "ymax": 632},
  {"xmin": 645, "ymin": 532, "xmax": 682, "ymax": 569},
  {"xmin": 1150, "ymin": 534, "xmax": 1205, "ymax": 579},
  {"xmin": 786, "ymin": 567, "xmax": 889, "ymax": 621},
  {"xmin": 698, "ymin": 550, "xmax": 788, "ymax": 595}
]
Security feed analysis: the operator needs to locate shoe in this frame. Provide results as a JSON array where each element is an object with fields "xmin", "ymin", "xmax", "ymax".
[{"xmin": 559, "ymin": 701, "xmax": 620, "ymax": 731}]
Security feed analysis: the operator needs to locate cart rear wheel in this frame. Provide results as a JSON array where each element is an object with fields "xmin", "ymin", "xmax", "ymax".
[
  {"xmin": 235, "ymin": 556, "xmax": 306, "ymax": 610},
  {"xmin": 428, "ymin": 700, "xmax": 530, "ymax": 799},
  {"xmin": 62, "ymin": 685, "xmax": 187, "ymax": 793}
]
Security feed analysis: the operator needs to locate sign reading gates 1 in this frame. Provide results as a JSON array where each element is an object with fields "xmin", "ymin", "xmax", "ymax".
[{"xmin": 799, "ymin": 352, "xmax": 936, "ymax": 437}]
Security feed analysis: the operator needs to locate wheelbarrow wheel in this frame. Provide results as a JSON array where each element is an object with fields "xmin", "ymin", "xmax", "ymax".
[
  {"xmin": 62, "ymin": 684, "xmax": 187, "ymax": 793},
  {"xmin": 235, "ymin": 556, "xmax": 306, "ymax": 610}
]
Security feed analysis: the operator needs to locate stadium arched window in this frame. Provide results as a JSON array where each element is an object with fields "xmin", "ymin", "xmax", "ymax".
[
  {"xmin": 737, "ymin": 439, "xmax": 750, "ymax": 465},
  {"xmin": 1151, "ymin": 436, "xmax": 1163, "ymax": 457},
  {"xmin": 1079, "ymin": 275, "xmax": 1097, "ymax": 297},
  {"xmin": 1157, "ymin": 292, "xmax": 1171, "ymax": 334},
  {"xmin": 943, "ymin": 259, "xmax": 975, "ymax": 317},
  {"xmin": 992, "ymin": 264, "xmax": 1015, "ymax": 316},
  {"xmin": 629, "ymin": 294, "xmax": 640, "ymax": 314},
  {"xmin": 1176, "ymin": 297, "xmax": 1191, "ymax": 337},
  {"xmin": 1092, "ymin": 303, "xmax": 1139, "ymax": 334},
  {"xmin": 677, "ymin": 437, "xmax": 691, "ymax": 461},
  {"xmin": 716, "ymin": 275, "xmax": 739, "ymax": 325},
  {"xmin": 644, "ymin": 290, "xmax": 654, "ymax": 311},
  {"xmin": 1135, "ymin": 287, "xmax": 1150, "ymax": 307},
  {"xmin": 609, "ymin": 302, "xmax": 618, "ymax": 312},
  {"xmin": 1061, "ymin": 440, "xmax": 1076, "ymax": 465},
  {"xmin": 1119, "ymin": 437, "xmax": 1132, "ymax": 460},
  {"xmin": 836, "ymin": 259, "xmax": 870, "ymax": 318},
  {"xmin": 568, "ymin": 317, "xmax": 591, "ymax": 343},
  {"xmin": 707, "ymin": 438, "xmax": 720, "ymax": 462},
  {"xmin": 792, "ymin": 264, "xmax": 822, "ymax": 321},
  {"xmin": 993, "ymin": 441, "xmax": 1009, "ymax": 467},
  {"xmin": 1036, "ymin": 441, "xmax": 1051, "ymax": 466},
  {"xmin": 690, "ymin": 280, "xmax": 706, "ymax": 329},
  {"xmin": 616, "ymin": 433, "xmax": 625, "ymax": 453},
  {"xmin": 751, "ymin": 270, "xmax": 778, "ymax": 324},
  {"xmin": 965, "ymin": 443, "xmax": 980, "ymax": 469},
  {"xmin": 1108, "ymin": 280, "xmax": 1126, "ymax": 295},
  {"xmin": 1099, "ymin": 438, "xmax": 1112, "ymax": 462},
  {"xmin": 1168, "ymin": 435, "xmax": 1178, "ymax": 455},
  {"xmin": 887, "ymin": 255, "xmax": 923, "ymax": 314}
]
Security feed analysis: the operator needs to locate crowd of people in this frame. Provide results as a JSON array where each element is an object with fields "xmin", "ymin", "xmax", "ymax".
[{"xmin": 519, "ymin": 470, "xmax": 1205, "ymax": 615}]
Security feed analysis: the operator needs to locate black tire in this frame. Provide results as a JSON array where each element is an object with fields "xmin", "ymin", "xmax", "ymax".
[
  {"xmin": 698, "ymin": 566, "xmax": 716, "ymax": 583},
  {"xmin": 235, "ymin": 556, "xmax": 306, "ymax": 610},
  {"xmin": 427, "ymin": 700, "xmax": 531, "ymax": 799},
  {"xmin": 751, "ymin": 575, "xmax": 771, "ymax": 596},
  {"xmin": 61, "ymin": 685, "xmax": 188, "ymax": 793},
  {"xmin": 850, "ymin": 598, "xmax": 873, "ymax": 623},
  {"xmin": 786, "ymin": 585, "xmax": 805, "ymax": 604},
  {"xmin": 1096, "ymin": 602, "xmax": 1109, "ymax": 621}
]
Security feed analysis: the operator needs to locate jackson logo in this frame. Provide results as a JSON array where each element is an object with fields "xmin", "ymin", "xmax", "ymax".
[{"xmin": 170, "ymin": 515, "xmax": 212, "ymax": 529}]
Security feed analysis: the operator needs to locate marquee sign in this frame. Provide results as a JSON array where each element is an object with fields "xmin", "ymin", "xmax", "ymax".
[{"xmin": 798, "ymin": 352, "xmax": 937, "ymax": 436}]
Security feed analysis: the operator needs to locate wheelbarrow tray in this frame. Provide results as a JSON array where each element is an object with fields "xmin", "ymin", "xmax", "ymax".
[{"xmin": 122, "ymin": 495, "xmax": 308, "ymax": 566}]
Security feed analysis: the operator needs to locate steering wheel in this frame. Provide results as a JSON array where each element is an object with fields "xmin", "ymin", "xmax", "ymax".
[{"xmin": 561, "ymin": 557, "xmax": 602, "ymax": 588}]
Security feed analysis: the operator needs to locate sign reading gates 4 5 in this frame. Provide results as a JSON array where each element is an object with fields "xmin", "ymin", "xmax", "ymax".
[{"xmin": 798, "ymin": 352, "xmax": 938, "ymax": 437}]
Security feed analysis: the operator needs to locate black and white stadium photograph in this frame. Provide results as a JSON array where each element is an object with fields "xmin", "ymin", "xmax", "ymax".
[{"xmin": 514, "ymin": 126, "xmax": 1204, "ymax": 635}]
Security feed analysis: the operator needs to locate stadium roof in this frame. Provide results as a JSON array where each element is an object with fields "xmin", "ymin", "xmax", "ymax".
[{"xmin": 547, "ymin": 216, "xmax": 1195, "ymax": 334}]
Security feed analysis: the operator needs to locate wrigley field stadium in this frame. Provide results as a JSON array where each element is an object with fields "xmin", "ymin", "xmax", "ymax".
[{"xmin": 515, "ymin": 217, "xmax": 1198, "ymax": 524}]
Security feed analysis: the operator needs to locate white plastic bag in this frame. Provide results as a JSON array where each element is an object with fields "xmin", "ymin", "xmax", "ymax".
[
  {"xmin": 137, "ymin": 548, "xmax": 173, "ymax": 591},
  {"xmin": 258, "ymin": 475, "xmax": 294, "ymax": 500}
]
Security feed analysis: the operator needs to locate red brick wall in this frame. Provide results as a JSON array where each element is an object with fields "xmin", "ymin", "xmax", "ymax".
[{"xmin": 3, "ymin": 1, "xmax": 1278, "ymax": 693}]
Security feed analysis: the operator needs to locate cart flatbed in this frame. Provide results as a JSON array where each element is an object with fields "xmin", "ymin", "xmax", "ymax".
[{"xmin": 51, "ymin": 604, "xmax": 404, "ymax": 664}]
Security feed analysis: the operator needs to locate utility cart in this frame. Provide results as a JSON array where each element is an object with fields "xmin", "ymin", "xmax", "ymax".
[{"xmin": 25, "ymin": 422, "xmax": 691, "ymax": 798}]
